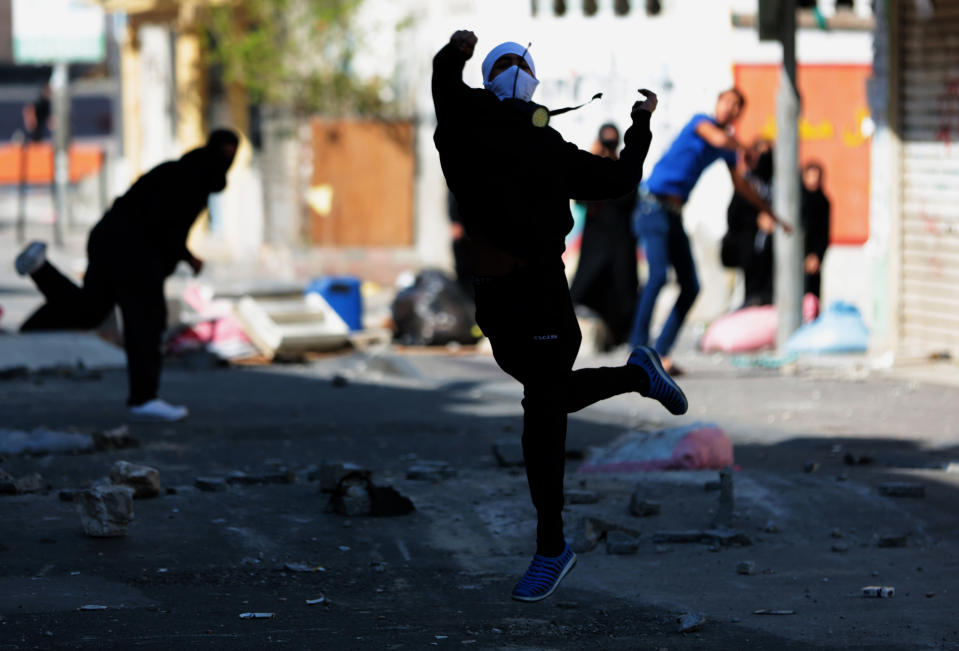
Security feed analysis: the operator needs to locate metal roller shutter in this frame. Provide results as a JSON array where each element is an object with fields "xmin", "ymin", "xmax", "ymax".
[{"xmin": 899, "ymin": 0, "xmax": 959, "ymax": 355}]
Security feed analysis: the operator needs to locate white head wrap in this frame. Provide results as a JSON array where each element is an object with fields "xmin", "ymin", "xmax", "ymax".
[{"xmin": 481, "ymin": 41, "xmax": 536, "ymax": 82}]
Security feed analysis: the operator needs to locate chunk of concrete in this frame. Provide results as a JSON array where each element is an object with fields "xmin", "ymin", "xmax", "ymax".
[
  {"xmin": 629, "ymin": 492, "xmax": 661, "ymax": 517},
  {"xmin": 877, "ymin": 534, "xmax": 908, "ymax": 548},
  {"xmin": 736, "ymin": 561, "xmax": 757, "ymax": 575},
  {"xmin": 76, "ymin": 485, "xmax": 135, "ymax": 537},
  {"xmin": 606, "ymin": 530, "xmax": 641, "ymax": 555},
  {"xmin": 566, "ymin": 490, "xmax": 600, "ymax": 505},
  {"xmin": 92, "ymin": 425, "xmax": 139, "ymax": 451},
  {"xmin": 406, "ymin": 460, "xmax": 455, "ymax": 482},
  {"xmin": 110, "ymin": 461, "xmax": 161, "ymax": 499},
  {"xmin": 678, "ymin": 612, "xmax": 706, "ymax": 633},
  {"xmin": 313, "ymin": 461, "xmax": 370, "ymax": 493}
]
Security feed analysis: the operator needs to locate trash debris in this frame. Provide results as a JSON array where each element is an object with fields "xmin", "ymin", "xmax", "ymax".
[
  {"xmin": 736, "ymin": 561, "xmax": 757, "ymax": 575},
  {"xmin": 878, "ymin": 482, "xmax": 925, "ymax": 498},
  {"xmin": 700, "ymin": 305, "xmax": 777, "ymax": 353},
  {"xmin": 862, "ymin": 586, "xmax": 895, "ymax": 598},
  {"xmin": 677, "ymin": 612, "xmax": 706, "ymax": 633},
  {"xmin": 76, "ymin": 485, "xmax": 135, "ymax": 537},
  {"xmin": 194, "ymin": 477, "xmax": 228, "ymax": 492},
  {"xmin": 0, "ymin": 427, "xmax": 93, "ymax": 456},
  {"xmin": 110, "ymin": 461, "xmax": 161, "ymax": 499},
  {"xmin": 784, "ymin": 301, "xmax": 869, "ymax": 354},
  {"xmin": 578, "ymin": 423, "xmax": 733, "ymax": 473},
  {"xmin": 753, "ymin": 610, "xmax": 795, "ymax": 616},
  {"xmin": 306, "ymin": 276, "xmax": 363, "ymax": 331},
  {"xmin": 284, "ymin": 562, "xmax": 325, "ymax": 573},
  {"xmin": 566, "ymin": 489, "xmax": 599, "ymax": 505},
  {"xmin": 305, "ymin": 596, "xmax": 326, "ymax": 605},
  {"xmin": 92, "ymin": 425, "xmax": 139, "ymax": 451},
  {"xmin": 406, "ymin": 460, "xmax": 456, "ymax": 482},
  {"xmin": 238, "ymin": 612, "xmax": 275, "ymax": 619},
  {"xmin": 605, "ymin": 530, "xmax": 641, "ymax": 555},
  {"xmin": 629, "ymin": 493, "xmax": 661, "ymax": 517},
  {"xmin": 391, "ymin": 269, "xmax": 479, "ymax": 346},
  {"xmin": 236, "ymin": 293, "xmax": 349, "ymax": 359},
  {"xmin": 167, "ymin": 284, "xmax": 258, "ymax": 361},
  {"xmin": 492, "ymin": 440, "xmax": 525, "ymax": 468},
  {"xmin": 78, "ymin": 604, "xmax": 109, "ymax": 611}
]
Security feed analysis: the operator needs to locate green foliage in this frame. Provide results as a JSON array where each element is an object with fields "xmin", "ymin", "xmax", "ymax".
[{"xmin": 201, "ymin": 0, "xmax": 392, "ymax": 116}]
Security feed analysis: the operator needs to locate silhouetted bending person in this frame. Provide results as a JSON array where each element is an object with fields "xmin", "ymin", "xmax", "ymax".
[
  {"xmin": 14, "ymin": 129, "xmax": 239, "ymax": 422},
  {"xmin": 432, "ymin": 30, "xmax": 687, "ymax": 603},
  {"xmin": 569, "ymin": 123, "xmax": 639, "ymax": 347}
]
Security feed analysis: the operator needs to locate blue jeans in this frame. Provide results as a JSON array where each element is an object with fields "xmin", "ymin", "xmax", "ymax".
[{"xmin": 628, "ymin": 198, "xmax": 700, "ymax": 356}]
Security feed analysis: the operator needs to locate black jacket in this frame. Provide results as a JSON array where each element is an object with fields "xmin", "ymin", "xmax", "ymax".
[
  {"xmin": 93, "ymin": 147, "xmax": 228, "ymax": 277},
  {"xmin": 432, "ymin": 42, "xmax": 652, "ymax": 263}
]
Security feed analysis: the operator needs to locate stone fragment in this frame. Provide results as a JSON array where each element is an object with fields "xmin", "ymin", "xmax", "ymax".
[
  {"xmin": 92, "ymin": 424, "xmax": 139, "ymax": 451},
  {"xmin": 76, "ymin": 485, "xmax": 134, "ymax": 537},
  {"xmin": 877, "ymin": 534, "xmax": 908, "ymax": 548},
  {"xmin": 653, "ymin": 529, "xmax": 751, "ymax": 546},
  {"xmin": 226, "ymin": 469, "xmax": 296, "ymax": 486},
  {"xmin": 878, "ymin": 483, "xmax": 925, "ymax": 498},
  {"xmin": 110, "ymin": 461, "xmax": 161, "ymax": 499},
  {"xmin": 330, "ymin": 476, "xmax": 372, "ymax": 516},
  {"xmin": 406, "ymin": 460, "xmax": 455, "ymax": 482},
  {"xmin": 313, "ymin": 462, "xmax": 370, "ymax": 493},
  {"xmin": 803, "ymin": 460, "xmax": 819, "ymax": 474},
  {"xmin": 862, "ymin": 586, "xmax": 895, "ymax": 598},
  {"xmin": 736, "ymin": 561, "xmax": 757, "ymax": 575},
  {"xmin": 763, "ymin": 521, "xmax": 780, "ymax": 533},
  {"xmin": 194, "ymin": 477, "xmax": 227, "ymax": 492},
  {"xmin": 714, "ymin": 467, "xmax": 734, "ymax": 527},
  {"xmin": 566, "ymin": 490, "xmax": 599, "ymax": 505},
  {"xmin": 831, "ymin": 543, "xmax": 850, "ymax": 553},
  {"xmin": 492, "ymin": 440, "xmax": 524, "ymax": 468},
  {"xmin": 677, "ymin": 612, "xmax": 706, "ymax": 633},
  {"xmin": 605, "ymin": 530, "xmax": 641, "ymax": 555},
  {"xmin": 753, "ymin": 610, "xmax": 795, "ymax": 616},
  {"xmin": 13, "ymin": 473, "xmax": 43, "ymax": 494},
  {"xmin": 629, "ymin": 493, "xmax": 661, "ymax": 517}
]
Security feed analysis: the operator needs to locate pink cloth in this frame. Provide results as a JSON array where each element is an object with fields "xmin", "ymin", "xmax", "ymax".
[
  {"xmin": 577, "ymin": 425, "xmax": 734, "ymax": 474},
  {"xmin": 700, "ymin": 306, "xmax": 777, "ymax": 353}
]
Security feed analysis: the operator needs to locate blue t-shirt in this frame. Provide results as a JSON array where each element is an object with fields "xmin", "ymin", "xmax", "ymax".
[{"xmin": 644, "ymin": 114, "xmax": 737, "ymax": 201}]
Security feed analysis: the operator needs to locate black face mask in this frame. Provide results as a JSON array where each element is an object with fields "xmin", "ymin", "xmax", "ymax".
[{"xmin": 600, "ymin": 138, "xmax": 619, "ymax": 151}]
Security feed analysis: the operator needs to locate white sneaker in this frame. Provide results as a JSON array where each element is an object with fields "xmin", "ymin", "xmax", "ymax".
[
  {"xmin": 15, "ymin": 241, "xmax": 47, "ymax": 276},
  {"xmin": 128, "ymin": 399, "xmax": 189, "ymax": 422}
]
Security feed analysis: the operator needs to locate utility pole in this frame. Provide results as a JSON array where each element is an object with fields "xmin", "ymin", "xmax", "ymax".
[
  {"xmin": 763, "ymin": 0, "xmax": 805, "ymax": 347},
  {"xmin": 50, "ymin": 60, "xmax": 70, "ymax": 247}
]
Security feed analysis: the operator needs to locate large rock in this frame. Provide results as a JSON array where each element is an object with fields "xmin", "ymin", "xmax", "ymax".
[
  {"xmin": 76, "ymin": 485, "xmax": 135, "ymax": 537},
  {"xmin": 110, "ymin": 461, "xmax": 161, "ymax": 499}
]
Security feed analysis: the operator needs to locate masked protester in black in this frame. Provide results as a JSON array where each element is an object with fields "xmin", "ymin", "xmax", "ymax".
[
  {"xmin": 801, "ymin": 161, "xmax": 830, "ymax": 305},
  {"xmin": 16, "ymin": 129, "xmax": 239, "ymax": 422},
  {"xmin": 433, "ymin": 30, "xmax": 687, "ymax": 603},
  {"xmin": 570, "ymin": 123, "xmax": 640, "ymax": 347}
]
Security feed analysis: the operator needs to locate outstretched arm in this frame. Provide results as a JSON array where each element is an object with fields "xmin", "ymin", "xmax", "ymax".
[
  {"xmin": 565, "ymin": 92, "xmax": 657, "ymax": 200},
  {"xmin": 432, "ymin": 30, "xmax": 478, "ymax": 124}
]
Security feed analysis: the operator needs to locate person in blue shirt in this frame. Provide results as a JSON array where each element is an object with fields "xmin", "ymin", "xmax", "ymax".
[{"xmin": 629, "ymin": 88, "xmax": 790, "ymax": 374}]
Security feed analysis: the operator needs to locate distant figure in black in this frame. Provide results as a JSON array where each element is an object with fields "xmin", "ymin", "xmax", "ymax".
[
  {"xmin": 569, "ymin": 123, "xmax": 639, "ymax": 347},
  {"xmin": 721, "ymin": 139, "xmax": 775, "ymax": 307},
  {"xmin": 433, "ymin": 29, "xmax": 687, "ymax": 604},
  {"xmin": 801, "ymin": 161, "xmax": 831, "ymax": 313},
  {"xmin": 14, "ymin": 129, "xmax": 239, "ymax": 422}
]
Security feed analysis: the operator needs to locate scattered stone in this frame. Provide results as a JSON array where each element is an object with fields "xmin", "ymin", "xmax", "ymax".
[
  {"xmin": 803, "ymin": 460, "xmax": 819, "ymax": 474},
  {"xmin": 329, "ymin": 475, "xmax": 373, "ymax": 516},
  {"xmin": 165, "ymin": 487, "xmax": 177, "ymax": 495},
  {"xmin": 877, "ymin": 534, "xmax": 908, "ymax": 548},
  {"xmin": 226, "ymin": 469, "xmax": 296, "ymax": 486},
  {"xmin": 110, "ymin": 461, "xmax": 161, "ymax": 499},
  {"xmin": 284, "ymin": 562, "xmax": 324, "ymax": 573},
  {"xmin": 653, "ymin": 529, "xmax": 751, "ymax": 546},
  {"xmin": 862, "ymin": 586, "xmax": 895, "ymax": 598},
  {"xmin": 832, "ymin": 543, "xmax": 850, "ymax": 553},
  {"xmin": 1, "ymin": 471, "xmax": 44, "ymax": 495},
  {"xmin": 305, "ymin": 596, "xmax": 326, "ymax": 605},
  {"xmin": 313, "ymin": 461, "xmax": 371, "ymax": 493},
  {"xmin": 331, "ymin": 374, "xmax": 349, "ymax": 388},
  {"xmin": 606, "ymin": 531, "xmax": 641, "ymax": 555},
  {"xmin": 878, "ymin": 483, "xmax": 925, "ymax": 498},
  {"xmin": 194, "ymin": 477, "xmax": 227, "ymax": 492},
  {"xmin": 492, "ymin": 440, "xmax": 524, "ymax": 468},
  {"xmin": 78, "ymin": 604, "xmax": 109, "ymax": 611},
  {"xmin": 736, "ymin": 561, "xmax": 757, "ymax": 575},
  {"xmin": 714, "ymin": 467, "xmax": 734, "ymax": 527},
  {"xmin": 570, "ymin": 517, "xmax": 639, "ymax": 553},
  {"xmin": 238, "ymin": 612, "xmax": 275, "ymax": 619},
  {"xmin": 92, "ymin": 425, "xmax": 139, "ymax": 451},
  {"xmin": 406, "ymin": 460, "xmax": 455, "ymax": 482},
  {"xmin": 566, "ymin": 490, "xmax": 600, "ymax": 505},
  {"xmin": 76, "ymin": 485, "xmax": 135, "ymax": 537},
  {"xmin": 677, "ymin": 612, "xmax": 706, "ymax": 633},
  {"xmin": 59, "ymin": 489, "xmax": 77, "ymax": 502},
  {"xmin": 654, "ymin": 544, "xmax": 672, "ymax": 554},
  {"xmin": 753, "ymin": 610, "xmax": 795, "ymax": 616},
  {"xmin": 844, "ymin": 453, "xmax": 874, "ymax": 466},
  {"xmin": 629, "ymin": 492, "xmax": 661, "ymax": 517},
  {"xmin": 831, "ymin": 529, "xmax": 844, "ymax": 539}
]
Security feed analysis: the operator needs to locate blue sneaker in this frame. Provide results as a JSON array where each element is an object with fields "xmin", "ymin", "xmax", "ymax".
[
  {"xmin": 511, "ymin": 544, "xmax": 577, "ymax": 602},
  {"xmin": 628, "ymin": 346, "xmax": 688, "ymax": 415}
]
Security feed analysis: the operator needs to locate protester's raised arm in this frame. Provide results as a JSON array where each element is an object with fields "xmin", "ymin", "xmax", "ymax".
[{"xmin": 432, "ymin": 30, "xmax": 478, "ymax": 122}]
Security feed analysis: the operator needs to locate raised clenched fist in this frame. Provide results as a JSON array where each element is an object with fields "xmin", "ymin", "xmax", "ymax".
[{"xmin": 450, "ymin": 30, "xmax": 478, "ymax": 59}]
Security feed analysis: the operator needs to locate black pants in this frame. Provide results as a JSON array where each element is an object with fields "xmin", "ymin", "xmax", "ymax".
[
  {"xmin": 570, "ymin": 221, "xmax": 639, "ymax": 346},
  {"xmin": 21, "ymin": 232, "xmax": 168, "ymax": 406},
  {"xmin": 474, "ymin": 264, "xmax": 641, "ymax": 556}
]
